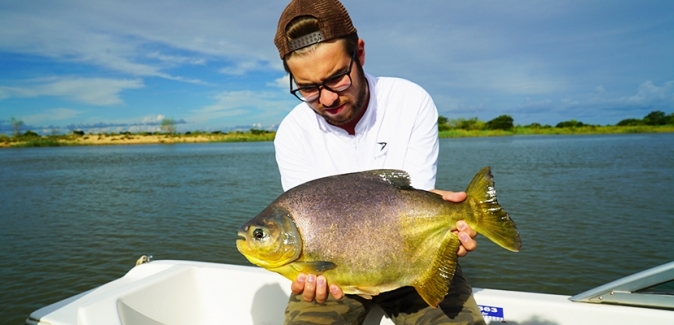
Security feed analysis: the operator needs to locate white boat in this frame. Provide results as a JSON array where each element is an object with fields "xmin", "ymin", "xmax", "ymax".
[{"xmin": 26, "ymin": 257, "xmax": 674, "ymax": 325}]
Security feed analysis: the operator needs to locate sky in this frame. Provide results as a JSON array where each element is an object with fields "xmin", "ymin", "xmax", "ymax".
[{"xmin": 1, "ymin": 0, "xmax": 673, "ymax": 134}]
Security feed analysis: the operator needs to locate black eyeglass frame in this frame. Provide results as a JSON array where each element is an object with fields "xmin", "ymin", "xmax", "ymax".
[{"xmin": 289, "ymin": 51, "xmax": 357, "ymax": 102}]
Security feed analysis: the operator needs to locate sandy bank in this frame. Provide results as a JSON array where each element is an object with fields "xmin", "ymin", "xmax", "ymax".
[{"xmin": 0, "ymin": 133, "xmax": 276, "ymax": 148}]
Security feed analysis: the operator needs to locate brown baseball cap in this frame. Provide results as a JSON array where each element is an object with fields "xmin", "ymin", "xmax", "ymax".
[{"xmin": 274, "ymin": 0, "xmax": 357, "ymax": 59}]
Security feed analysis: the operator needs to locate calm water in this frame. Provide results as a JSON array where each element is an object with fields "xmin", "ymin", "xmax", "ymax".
[{"xmin": 1, "ymin": 134, "xmax": 673, "ymax": 324}]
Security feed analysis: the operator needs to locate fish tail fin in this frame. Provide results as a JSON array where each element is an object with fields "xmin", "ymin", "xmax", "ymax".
[{"xmin": 464, "ymin": 166, "xmax": 521, "ymax": 252}]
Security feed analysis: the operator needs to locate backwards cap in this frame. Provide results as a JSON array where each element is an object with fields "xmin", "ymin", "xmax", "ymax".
[{"xmin": 274, "ymin": 0, "xmax": 357, "ymax": 59}]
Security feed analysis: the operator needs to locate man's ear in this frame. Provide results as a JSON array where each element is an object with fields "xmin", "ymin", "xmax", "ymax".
[{"xmin": 357, "ymin": 39, "xmax": 366, "ymax": 67}]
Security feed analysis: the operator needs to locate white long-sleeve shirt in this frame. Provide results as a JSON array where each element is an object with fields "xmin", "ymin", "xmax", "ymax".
[{"xmin": 274, "ymin": 73, "xmax": 439, "ymax": 191}]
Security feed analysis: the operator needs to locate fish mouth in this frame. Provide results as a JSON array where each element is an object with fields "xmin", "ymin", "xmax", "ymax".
[{"xmin": 236, "ymin": 231, "xmax": 247, "ymax": 242}]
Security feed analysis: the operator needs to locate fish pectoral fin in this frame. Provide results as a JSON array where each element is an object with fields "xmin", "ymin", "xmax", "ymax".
[
  {"xmin": 291, "ymin": 261, "xmax": 337, "ymax": 274},
  {"xmin": 413, "ymin": 233, "xmax": 461, "ymax": 308}
]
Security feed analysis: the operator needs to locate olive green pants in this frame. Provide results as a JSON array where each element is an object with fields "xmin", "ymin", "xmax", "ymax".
[{"xmin": 283, "ymin": 266, "xmax": 486, "ymax": 325}]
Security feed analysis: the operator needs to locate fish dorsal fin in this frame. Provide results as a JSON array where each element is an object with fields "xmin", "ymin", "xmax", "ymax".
[
  {"xmin": 412, "ymin": 233, "xmax": 461, "ymax": 308},
  {"xmin": 366, "ymin": 169, "xmax": 414, "ymax": 190}
]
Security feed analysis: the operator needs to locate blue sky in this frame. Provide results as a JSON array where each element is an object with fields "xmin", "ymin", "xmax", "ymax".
[{"xmin": 1, "ymin": 0, "xmax": 672, "ymax": 134}]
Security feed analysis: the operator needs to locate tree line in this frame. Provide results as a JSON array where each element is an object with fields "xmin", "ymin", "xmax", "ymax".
[
  {"xmin": 4, "ymin": 111, "xmax": 673, "ymax": 138},
  {"xmin": 438, "ymin": 110, "xmax": 674, "ymax": 131}
]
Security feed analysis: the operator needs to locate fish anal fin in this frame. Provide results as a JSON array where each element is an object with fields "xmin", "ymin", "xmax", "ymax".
[
  {"xmin": 343, "ymin": 286, "xmax": 380, "ymax": 300},
  {"xmin": 413, "ymin": 234, "xmax": 461, "ymax": 308},
  {"xmin": 291, "ymin": 261, "xmax": 337, "ymax": 274}
]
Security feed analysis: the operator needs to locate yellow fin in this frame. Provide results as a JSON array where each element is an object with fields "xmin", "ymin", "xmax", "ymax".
[
  {"xmin": 413, "ymin": 233, "xmax": 461, "ymax": 308},
  {"xmin": 291, "ymin": 261, "xmax": 337, "ymax": 274},
  {"xmin": 464, "ymin": 166, "xmax": 521, "ymax": 252},
  {"xmin": 347, "ymin": 286, "xmax": 380, "ymax": 299}
]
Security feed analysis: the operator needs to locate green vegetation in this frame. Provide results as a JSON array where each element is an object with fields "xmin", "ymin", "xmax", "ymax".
[
  {"xmin": 437, "ymin": 110, "xmax": 674, "ymax": 138},
  {"xmin": 2, "ymin": 111, "xmax": 673, "ymax": 148},
  {"xmin": 160, "ymin": 118, "xmax": 177, "ymax": 134},
  {"xmin": 1, "ymin": 130, "xmax": 64, "ymax": 147},
  {"xmin": 486, "ymin": 115, "xmax": 514, "ymax": 130},
  {"xmin": 1, "ymin": 129, "xmax": 275, "ymax": 148},
  {"xmin": 10, "ymin": 117, "xmax": 25, "ymax": 137}
]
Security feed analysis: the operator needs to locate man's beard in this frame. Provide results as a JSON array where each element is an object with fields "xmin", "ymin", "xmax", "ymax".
[{"xmin": 321, "ymin": 63, "xmax": 367, "ymax": 126}]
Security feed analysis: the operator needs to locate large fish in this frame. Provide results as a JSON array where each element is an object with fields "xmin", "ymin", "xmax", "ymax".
[{"xmin": 236, "ymin": 166, "xmax": 521, "ymax": 307}]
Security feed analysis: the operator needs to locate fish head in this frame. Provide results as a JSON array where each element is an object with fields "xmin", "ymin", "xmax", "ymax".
[{"xmin": 236, "ymin": 205, "xmax": 302, "ymax": 269}]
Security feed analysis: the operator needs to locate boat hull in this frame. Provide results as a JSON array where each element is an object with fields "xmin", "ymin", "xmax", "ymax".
[{"xmin": 26, "ymin": 260, "xmax": 674, "ymax": 325}]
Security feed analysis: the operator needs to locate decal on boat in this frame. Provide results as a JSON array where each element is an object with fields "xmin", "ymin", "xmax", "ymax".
[{"xmin": 478, "ymin": 305, "xmax": 505, "ymax": 322}]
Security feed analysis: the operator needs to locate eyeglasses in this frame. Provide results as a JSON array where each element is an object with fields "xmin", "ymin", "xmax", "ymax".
[{"xmin": 289, "ymin": 51, "xmax": 356, "ymax": 102}]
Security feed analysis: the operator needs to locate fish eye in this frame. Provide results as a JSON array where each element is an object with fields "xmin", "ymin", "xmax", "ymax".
[{"xmin": 253, "ymin": 228, "xmax": 265, "ymax": 240}]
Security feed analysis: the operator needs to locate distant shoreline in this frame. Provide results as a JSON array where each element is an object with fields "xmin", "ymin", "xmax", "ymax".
[
  {"xmin": 1, "ymin": 125, "xmax": 673, "ymax": 148},
  {"xmin": 0, "ymin": 132, "xmax": 275, "ymax": 148},
  {"xmin": 438, "ymin": 124, "xmax": 674, "ymax": 138}
]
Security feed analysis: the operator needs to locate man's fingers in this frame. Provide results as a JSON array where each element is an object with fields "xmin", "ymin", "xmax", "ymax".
[
  {"xmin": 455, "ymin": 221, "xmax": 477, "ymax": 257},
  {"xmin": 292, "ymin": 273, "xmax": 343, "ymax": 303},
  {"xmin": 301, "ymin": 274, "xmax": 317, "ymax": 302},
  {"xmin": 330, "ymin": 284, "xmax": 344, "ymax": 300},
  {"xmin": 302, "ymin": 274, "xmax": 317, "ymax": 302},
  {"xmin": 446, "ymin": 191, "xmax": 467, "ymax": 203},
  {"xmin": 291, "ymin": 273, "xmax": 306, "ymax": 295},
  {"xmin": 456, "ymin": 221, "xmax": 477, "ymax": 238},
  {"xmin": 314, "ymin": 276, "xmax": 329, "ymax": 304},
  {"xmin": 457, "ymin": 231, "xmax": 477, "ymax": 255},
  {"xmin": 430, "ymin": 189, "xmax": 467, "ymax": 203}
]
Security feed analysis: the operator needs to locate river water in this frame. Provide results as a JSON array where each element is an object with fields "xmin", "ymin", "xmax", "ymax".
[{"xmin": 1, "ymin": 134, "xmax": 673, "ymax": 324}]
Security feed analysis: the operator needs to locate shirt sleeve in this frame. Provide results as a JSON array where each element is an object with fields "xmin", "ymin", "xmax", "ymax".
[
  {"xmin": 402, "ymin": 89, "xmax": 439, "ymax": 191},
  {"xmin": 274, "ymin": 115, "xmax": 311, "ymax": 192}
]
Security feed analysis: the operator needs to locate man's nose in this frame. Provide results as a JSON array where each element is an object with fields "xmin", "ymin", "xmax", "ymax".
[{"xmin": 318, "ymin": 87, "xmax": 339, "ymax": 107}]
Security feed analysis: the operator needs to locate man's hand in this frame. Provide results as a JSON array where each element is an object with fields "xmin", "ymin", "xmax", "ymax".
[
  {"xmin": 430, "ymin": 189, "xmax": 478, "ymax": 257},
  {"xmin": 454, "ymin": 220, "xmax": 477, "ymax": 256},
  {"xmin": 291, "ymin": 273, "xmax": 344, "ymax": 303}
]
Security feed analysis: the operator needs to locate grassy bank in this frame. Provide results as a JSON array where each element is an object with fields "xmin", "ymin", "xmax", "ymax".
[
  {"xmin": 438, "ymin": 125, "xmax": 674, "ymax": 138},
  {"xmin": 2, "ymin": 125, "xmax": 673, "ymax": 148}
]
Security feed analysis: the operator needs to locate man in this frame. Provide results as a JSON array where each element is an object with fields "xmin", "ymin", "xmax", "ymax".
[{"xmin": 272, "ymin": 0, "xmax": 484, "ymax": 324}]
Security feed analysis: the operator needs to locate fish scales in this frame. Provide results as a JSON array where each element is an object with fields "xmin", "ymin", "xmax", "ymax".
[
  {"xmin": 280, "ymin": 173, "xmax": 416, "ymax": 273},
  {"xmin": 236, "ymin": 167, "xmax": 521, "ymax": 307}
]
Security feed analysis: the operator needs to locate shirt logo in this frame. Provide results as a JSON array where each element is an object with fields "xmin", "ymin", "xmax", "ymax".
[{"xmin": 374, "ymin": 142, "xmax": 388, "ymax": 160}]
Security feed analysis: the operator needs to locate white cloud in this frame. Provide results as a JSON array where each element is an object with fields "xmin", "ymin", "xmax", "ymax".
[
  {"xmin": 186, "ymin": 89, "xmax": 294, "ymax": 128},
  {"xmin": 22, "ymin": 108, "xmax": 81, "ymax": 125},
  {"xmin": 0, "ymin": 77, "xmax": 144, "ymax": 105},
  {"xmin": 435, "ymin": 79, "xmax": 674, "ymax": 126},
  {"xmin": 142, "ymin": 115, "xmax": 166, "ymax": 124},
  {"xmin": 269, "ymin": 75, "xmax": 289, "ymax": 90},
  {"xmin": 0, "ymin": 0, "xmax": 672, "ymax": 130},
  {"xmin": 0, "ymin": 0, "xmax": 283, "ymax": 79},
  {"xmin": 595, "ymin": 85, "xmax": 606, "ymax": 95},
  {"xmin": 627, "ymin": 81, "xmax": 674, "ymax": 106},
  {"xmin": 511, "ymin": 80, "xmax": 674, "ymax": 124},
  {"xmin": 219, "ymin": 60, "xmax": 266, "ymax": 76},
  {"xmin": 147, "ymin": 52, "xmax": 206, "ymax": 65}
]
